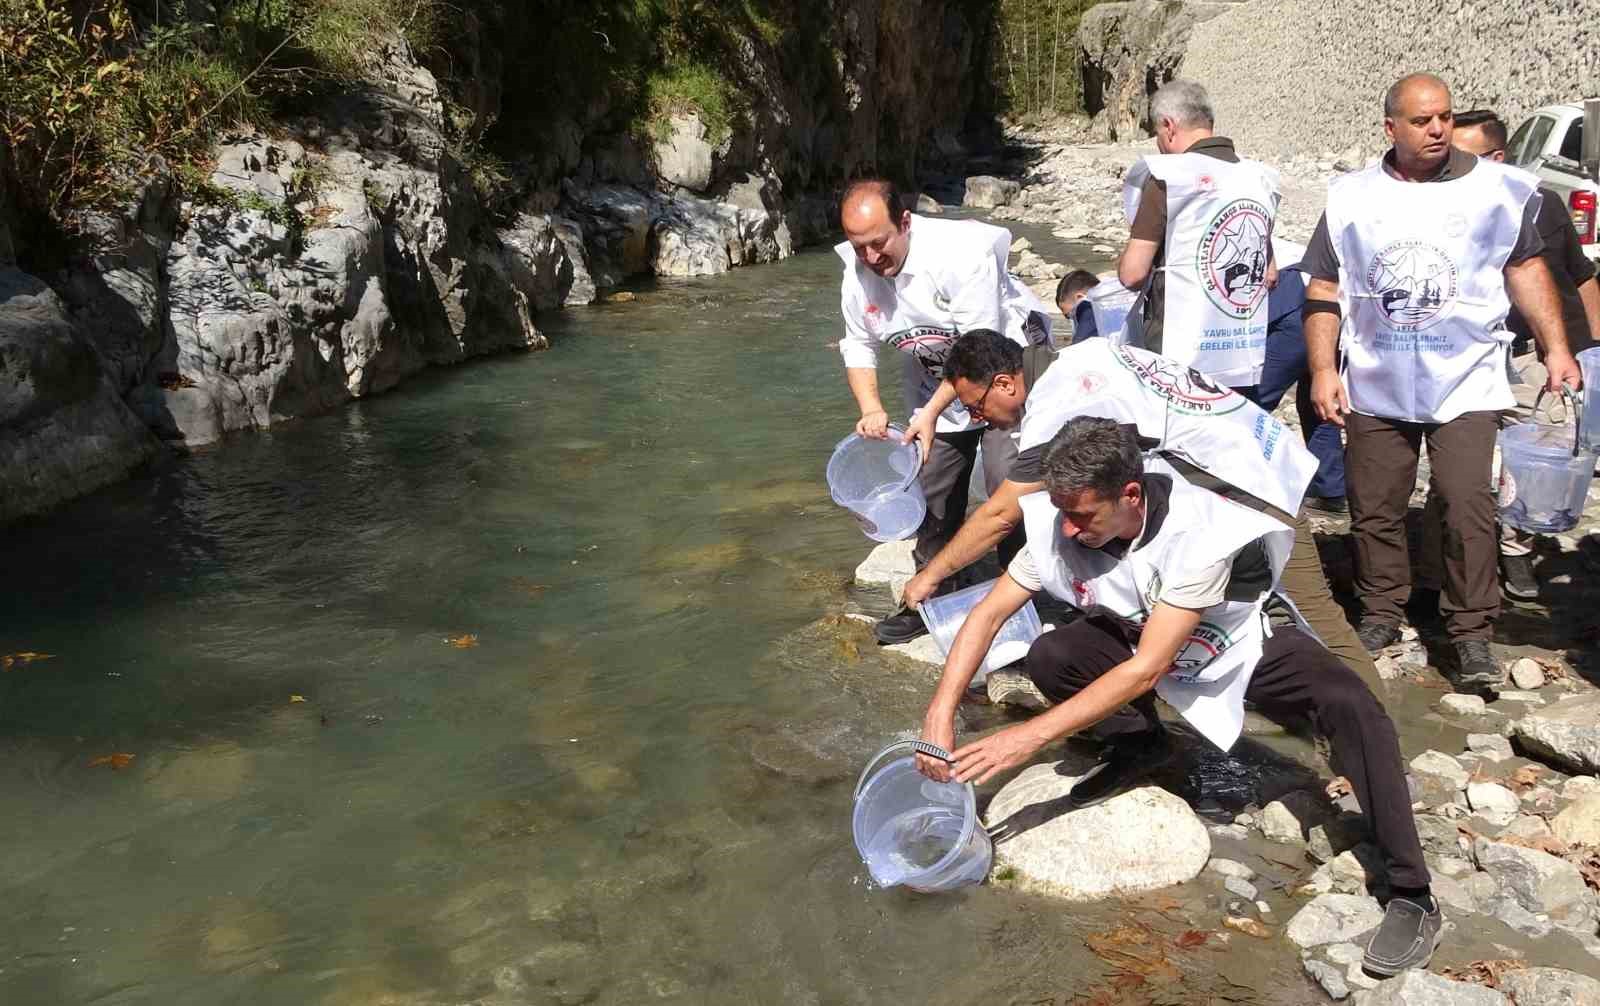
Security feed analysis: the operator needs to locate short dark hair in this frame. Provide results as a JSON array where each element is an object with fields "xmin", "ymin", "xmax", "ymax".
[
  {"xmin": 944, "ymin": 329, "xmax": 1023, "ymax": 385},
  {"xmin": 1454, "ymin": 108, "xmax": 1508, "ymax": 150},
  {"xmin": 1041, "ymin": 417, "xmax": 1144, "ymax": 500},
  {"xmin": 1055, "ymin": 269, "xmax": 1100, "ymax": 305},
  {"xmin": 841, "ymin": 177, "xmax": 905, "ymax": 220}
]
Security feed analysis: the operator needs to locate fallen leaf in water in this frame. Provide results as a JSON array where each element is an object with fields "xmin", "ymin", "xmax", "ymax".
[
  {"xmin": 2, "ymin": 651, "xmax": 55, "ymax": 671},
  {"xmin": 1222, "ymin": 916, "xmax": 1270, "ymax": 939},
  {"xmin": 87, "ymin": 753, "xmax": 135, "ymax": 770},
  {"xmin": 1174, "ymin": 929, "xmax": 1208, "ymax": 949},
  {"xmin": 1441, "ymin": 958, "xmax": 1527, "ymax": 987},
  {"xmin": 508, "ymin": 577, "xmax": 549, "ymax": 598},
  {"xmin": 1084, "ymin": 922, "xmax": 1180, "ymax": 980},
  {"xmin": 445, "ymin": 634, "xmax": 478, "ymax": 649},
  {"xmin": 1509, "ymin": 765, "xmax": 1544, "ymax": 790},
  {"xmin": 289, "ymin": 695, "xmax": 306, "ymax": 703}
]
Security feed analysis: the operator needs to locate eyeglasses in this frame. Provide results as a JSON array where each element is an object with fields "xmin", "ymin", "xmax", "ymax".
[{"xmin": 966, "ymin": 377, "xmax": 998, "ymax": 418}]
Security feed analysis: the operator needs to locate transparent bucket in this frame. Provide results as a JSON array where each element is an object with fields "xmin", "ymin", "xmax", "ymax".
[
  {"xmin": 1083, "ymin": 282, "xmax": 1138, "ymax": 347},
  {"xmin": 918, "ymin": 578, "xmax": 1043, "ymax": 684},
  {"xmin": 1579, "ymin": 348, "xmax": 1600, "ymax": 454},
  {"xmin": 827, "ymin": 427, "xmax": 927, "ymax": 542},
  {"xmin": 851, "ymin": 741, "xmax": 992, "ymax": 893},
  {"xmin": 1497, "ymin": 398, "xmax": 1594, "ymax": 533}
]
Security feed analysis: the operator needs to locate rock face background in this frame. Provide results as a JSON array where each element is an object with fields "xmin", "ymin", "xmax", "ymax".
[
  {"xmin": 1, "ymin": 2, "xmax": 999, "ymax": 523},
  {"xmin": 1077, "ymin": 0, "xmax": 1243, "ymax": 141}
]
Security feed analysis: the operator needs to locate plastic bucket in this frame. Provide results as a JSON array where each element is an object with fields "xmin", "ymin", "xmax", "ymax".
[
  {"xmin": 1579, "ymin": 348, "xmax": 1600, "ymax": 454},
  {"xmin": 1084, "ymin": 281, "xmax": 1138, "ymax": 347},
  {"xmin": 1497, "ymin": 390, "xmax": 1594, "ymax": 533},
  {"xmin": 851, "ymin": 741, "xmax": 992, "ymax": 893},
  {"xmin": 919, "ymin": 578, "xmax": 1044, "ymax": 684},
  {"xmin": 827, "ymin": 427, "xmax": 927, "ymax": 542}
]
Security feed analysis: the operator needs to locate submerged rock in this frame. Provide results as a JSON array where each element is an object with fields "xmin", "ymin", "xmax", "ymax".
[
  {"xmin": 985, "ymin": 766, "xmax": 1209, "ymax": 900},
  {"xmin": 1515, "ymin": 694, "xmax": 1600, "ymax": 773}
]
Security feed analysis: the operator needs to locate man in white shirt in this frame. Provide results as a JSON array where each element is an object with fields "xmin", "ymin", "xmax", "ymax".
[{"xmin": 836, "ymin": 178, "xmax": 1052, "ymax": 645}]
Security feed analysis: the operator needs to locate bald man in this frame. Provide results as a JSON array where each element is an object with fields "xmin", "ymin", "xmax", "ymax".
[
  {"xmin": 1301, "ymin": 74, "xmax": 1581, "ymax": 690},
  {"xmin": 836, "ymin": 178, "xmax": 1053, "ymax": 644}
]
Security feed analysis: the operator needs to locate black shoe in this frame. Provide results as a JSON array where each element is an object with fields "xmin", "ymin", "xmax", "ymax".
[
  {"xmin": 1404, "ymin": 588, "xmax": 1441, "ymax": 626},
  {"xmin": 1067, "ymin": 729, "xmax": 1174, "ymax": 811},
  {"xmin": 1452, "ymin": 639, "xmax": 1502, "ymax": 691},
  {"xmin": 1500, "ymin": 552, "xmax": 1539, "ymax": 601},
  {"xmin": 1305, "ymin": 495, "xmax": 1349, "ymax": 515},
  {"xmin": 1362, "ymin": 894, "xmax": 1443, "ymax": 977},
  {"xmin": 1355, "ymin": 619, "xmax": 1401, "ymax": 654},
  {"xmin": 874, "ymin": 607, "xmax": 928, "ymax": 645}
]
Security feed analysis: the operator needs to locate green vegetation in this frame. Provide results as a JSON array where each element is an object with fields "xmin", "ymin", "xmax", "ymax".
[
  {"xmin": 644, "ymin": 61, "xmax": 736, "ymax": 144},
  {"xmin": 994, "ymin": 0, "xmax": 1092, "ymax": 120}
]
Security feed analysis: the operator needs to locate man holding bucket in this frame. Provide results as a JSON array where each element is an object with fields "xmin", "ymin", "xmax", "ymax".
[
  {"xmin": 835, "ymin": 178, "xmax": 1053, "ymax": 646},
  {"xmin": 1300, "ymin": 74, "xmax": 1582, "ymax": 689},
  {"xmin": 916, "ymin": 417, "xmax": 1441, "ymax": 977}
]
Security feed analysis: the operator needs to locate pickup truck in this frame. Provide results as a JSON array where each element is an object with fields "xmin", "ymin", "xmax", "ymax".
[{"xmin": 1507, "ymin": 102, "xmax": 1600, "ymax": 260}]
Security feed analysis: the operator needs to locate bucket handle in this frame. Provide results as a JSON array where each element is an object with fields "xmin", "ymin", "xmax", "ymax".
[
  {"xmin": 1531, "ymin": 384, "xmax": 1583, "ymax": 458},
  {"xmin": 853, "ymin": 740, "xmax": 955, "ymax": 800}
]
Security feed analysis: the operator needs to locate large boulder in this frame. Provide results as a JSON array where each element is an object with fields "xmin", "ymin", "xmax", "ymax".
[
  {"xmin": 962, "ymin": 176, "xmax": 1021, "ymax": 209},
  {"xmin": 653, "ymin": 112, "xmax": 717, "ymax": 192},
  {"xmin": 498, "ymin": 211, "xmax": 596, "ymax": 311},
  {"xmin": 1473, "ymin": 837, "xmax": 1595, "ymax": 934},
  {"xmin": 1515, "ymin": 693, "xmax": 1600, "ymax": 773},
  {"xmin": 985, "ymin": 765, "xmax": 1209, "ymax": 900},
  {"xmin": 1077, "ymin": 1, "xmax": 1238, "ymax": 141}
]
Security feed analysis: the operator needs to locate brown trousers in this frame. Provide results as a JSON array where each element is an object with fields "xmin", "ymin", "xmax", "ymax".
[
  {"xmin": 1346, "ymin": 411, "xmax": 1500, "ymax": 639},
  {"xmin": 1283, "ymin": 508, "xmax": 1381, "ymax": 689}
]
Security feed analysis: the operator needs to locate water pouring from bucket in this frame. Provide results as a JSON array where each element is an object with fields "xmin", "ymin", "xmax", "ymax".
[
  {"xmin": 827, "ymin": 427, "xmax": 927, "ymax": 542},
  {"xmin": 852, "ymin": 740, "xmax": 992, "ymax": 892}
]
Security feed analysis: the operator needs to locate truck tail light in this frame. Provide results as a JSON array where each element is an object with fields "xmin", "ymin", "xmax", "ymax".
[{"xmin": 1571, "ymin": 190, "xmax": 1597, "ymax": 244}]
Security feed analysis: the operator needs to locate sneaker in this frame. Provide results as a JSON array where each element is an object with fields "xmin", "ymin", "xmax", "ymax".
[
  {"xmin": 1452, "ymin": 639, "xmax": 1503, "ymax": 690},
  {"xmin": 1499, "ymin": 552, "xmax": 1539, "ymax": 601},
  {"xmin": 874, "ymin": 607, "xmax": 928, "ymax": 645},
  {"xmin": 1305, "ymin": 495, "xmax": 1349, "ymax": 515},
  {"xmin": 1067, "ymin": 728, "xmax": 1175, "ymax": 810},
  {"xmin": 1355, "ymin": 619, "xmax": 1401, "ymax": 654},
  {"xmin": 1362, "ymin": 895, "xmax": 1443, "ymax": 977}
]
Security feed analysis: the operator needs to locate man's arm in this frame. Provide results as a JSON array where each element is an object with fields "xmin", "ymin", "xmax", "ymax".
[
  {"xmin": 1580, "ymin": 277, "xmax": 1600, "ymax": 350},
  {"xmin": 1118, "ymin": 239, "xmax": 1160, "ymax": 291},
  {"xmin": 846, "ymin": 367, "xmax": 891, "ymax": 438},
  {"xmin": 901, "ymin": 478, "xmax": 1043, "ymax": 607},
  {"xmin": 947, "ymin": 603, "xmax": 1205, "ymax": 784},
  {"xmin": 903, "ymin": 379, "xmax": 956, "ymax": 464},
  {"xmin": 1118, "ymin": 177, "xmax": 1166, "ymax": 290},
  {"xmin": 1303, "ymin": 276, "xmax": 1348, "ymax": 426},
  {"xmin": 917, "ymin": 572, "xmax": 1035, "ymax": 781},
  {"xmin": 1505, "ymin": 255, "xmax": 1582, "ymax": 391}
]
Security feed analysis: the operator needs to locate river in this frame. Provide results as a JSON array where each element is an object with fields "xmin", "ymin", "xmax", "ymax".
[{"xmin": 3, "ymin": 233, "xmax": 1373, "ymax": 1005}]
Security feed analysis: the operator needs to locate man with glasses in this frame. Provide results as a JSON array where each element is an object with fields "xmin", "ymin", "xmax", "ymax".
[{"xmin": 836, "ymin": 178, "xmax": 1053, "ymax": 645}]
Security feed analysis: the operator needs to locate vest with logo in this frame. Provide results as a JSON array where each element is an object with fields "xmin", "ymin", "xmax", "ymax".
[
  {"xmin": 1324, "ymin": 159, "xmax": 1538, "ymax": 423},
  {"xmin": 1018, "ymin": 340, "xmax": 1317, "ymax": 519},
  {"xmin": 1019, "ymin": 459, "xmax": 1297, "ymax": 751},
  {"xmin": 1122, "ymin": 154, "xmax": 1282, "ymax": 387}
]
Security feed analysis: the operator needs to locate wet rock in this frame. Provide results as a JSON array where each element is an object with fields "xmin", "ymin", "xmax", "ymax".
[
  {"xmin": 882, "ymin": 633, "xmax": 944, "ymax": 666},
  {"xmin": 985, "ymin": 766, "xmax": 1210, "ymax": 901},
  {"xmin": 1496, "ymin": 689, "xmax": 1547, "ymax": 707},
  {"xmin": 1473, "ymin": 837, "xmax": 1595, "ymax": 933},
  {"xmin": 492, "ymin": 940, "xmax": 604, "ymax": 1004},
  {"xmin": 1285, "ymin": 893, "xmax": 1384, "ymax": 949},
  {"xmin": 1009, "ymin": 236, "xmax": 1032, "ymax": 254},
  {"xmin": 1510, "ymin": 657, "xmax": 1547, "ymax": 691},
  {"xmin": 1497, "ymin": 967, "xmax": 1600, "ymax": 1006},
  {"xmin": 1209, "ymin": 823, "xmax": 1249, "ymax": 841},
  {"xmin": 854, "ymin": 539, "xmax": 915, "ymax": 599},
  {"xmin": 1515, "ymin": 694, "xmax": 1600, "ymax": 773},
  {"xmin": 1260, "ymin": 789, "xmax": 1327, "ymax": 844},
  {"xmin": 1304, "ymin": 957, "xmax": 1351, "ymax": 1000},
  {"xmin": 963, "ymin": 176, "xmax": 1021, "ymax": 208},
  {"xmin": 1466, "ymin": 782, "xmax": 1520, "ymax": 826},
  {"xmin": 1410, "ymin": 751, "xmax": 1470, "ymax": 804},
  {"xmin": 1353, "ymin": 969, "xmax": 1509, "ymax": 1005},
  {"xmin": 1206, "ymin": 858, "xmax": 1256, "ymax": 880},
  {"xmin": 1224, "ymin": 875, "xmax": 1259, "ymax": 900},
  {"xmin": 1553, "ymin": 793, "xmax": 1600, "ymax": 847},
  {"xmin": 986, "ymin": 669, "xmax": 1050, "ymax": 710},
  {"xmin": 1440, "ymin": 694, "xmax": 1488, "ymax": 717},
  {"xmin": 1466, "ymin": 734, "xmax": 1514, "ymax": 762}
]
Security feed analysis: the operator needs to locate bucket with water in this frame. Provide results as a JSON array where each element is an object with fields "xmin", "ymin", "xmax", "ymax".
[
  {"xmin": 1579, "ymin": 347, "xmax": 1600, "ymax": 453},
  {"xmin": 827, "ymin": 427, "xmax": 927, "ymax": 542},
  {"xmin": 1498, "ymin": 388, "xmax": 1595, "ymax": 534},
  {"xmin": 1083, "ymin": 281, "xmax": 1138, "ymax": 347},
  {"xmin": 852, "ymin": 740, "xmax": 992, "ymax": 892},
  {"xmin": 919, "ymin": 578, "xmax": 1043, "ymax": 684}
]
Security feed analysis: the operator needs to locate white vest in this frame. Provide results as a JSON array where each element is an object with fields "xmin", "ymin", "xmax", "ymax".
[
  {"xmin": 1324, "ymin": 159, "xmax": 1538, "ymax": 423},
  {"xmin": 1123, "ymin": 153, "xmax": 1281, "ymax": 387},
  {"xmin": 1019, "ymin": 459, "xmax": 1297, "ymax": 751},
  {"xmin": 1018, "ymin": 340, "xmax": 1317, "ymax": 519},
  {"xmin": 835, "ymin": 216, "xmax": 1053, "ymax": 432}
]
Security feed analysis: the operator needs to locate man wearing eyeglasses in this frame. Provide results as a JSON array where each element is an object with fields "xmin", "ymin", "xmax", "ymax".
[{"xmin": 836, "ymin": 177, "xmax": 1054, "ymax": 645}]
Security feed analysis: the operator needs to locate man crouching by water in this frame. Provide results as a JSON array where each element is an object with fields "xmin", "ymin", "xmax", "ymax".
[{"xmin": 915, "ymin": 418, "xmax": 1440, "ymax": 977}]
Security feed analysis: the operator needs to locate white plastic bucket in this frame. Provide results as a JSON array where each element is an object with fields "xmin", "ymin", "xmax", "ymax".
[
  {"xmin": 827, "ymin": 427, "xmax": 927, "ymax": 542},
  {"xmin": 1579, "ymin": 348, "xmax": 1600, "ymax": 454},
  {"xmin": 918, "ymin": 578, "xmax": 1043, "ymax": 684},
  {"xmin": 1084, "ymin": 282, "xmax": 1138, "ymax": 347},
  {"xmin": 851, "ymin": 741, "xmax": 992, "ymax": 893},
  {"xmin": 1497, "ymin": 390, "xmax": 1594, "ymax": 533}
]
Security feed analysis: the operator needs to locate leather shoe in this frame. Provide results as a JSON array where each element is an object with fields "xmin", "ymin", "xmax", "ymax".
[
  {"xmin": 1067, "ymin": 728, "xmax": 1175, "ymax": 810},
  {"xmin": 874, "ymin": 607, "xmax": 928, "ymax": 645}
]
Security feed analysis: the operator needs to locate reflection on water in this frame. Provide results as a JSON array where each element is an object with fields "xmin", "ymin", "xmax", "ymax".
[{"xmin": 1, "ymin": 248, "xmax": 1319, "ymax": 1004}]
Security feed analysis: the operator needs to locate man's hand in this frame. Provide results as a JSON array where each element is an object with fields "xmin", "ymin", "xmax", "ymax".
[
  {"xmin": 1266, "ymin": 259, "xmax": 1279, "ymax": 291},
  {"xmin": 855, "ymin": 409, "xmax": 890, "ymax": 439},
  {"xmin": 902, "ymin": 410, "xmax": 936, "ymax": 465},
  {"xmin": 915, "ymin": 713, "xmax": 958, "ymax": 783},
  {"xmin": 1545, "ymin": 349, "xmax": 1583, "ymax": 395},
  {"xmin": 1310, "ymin": 369, "xmax": 1349, "ymax": 427},
  {"xmin": 901, "ymin": 566, "xmax": 943, "ymax": 609},
  {"xmin": 951, "ymin": 724, "xmax": 1045, "ymax": 785}
]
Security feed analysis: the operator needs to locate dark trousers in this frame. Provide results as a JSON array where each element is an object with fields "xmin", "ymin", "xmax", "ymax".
[
  {"xmin": 1026, "ymin": 617, "xmax": 1430, "ymax": 890},
  {"xmin": 1243, "ymin": 334, "xmax": 1347, "ymax": 500},
  {"xmin": 1346, "ymin": 411, "xmax": 1500, "ymax": 639},
  {"xmin": 914, "ymin": 426, "xmax": 1024, "ymax": 570}
]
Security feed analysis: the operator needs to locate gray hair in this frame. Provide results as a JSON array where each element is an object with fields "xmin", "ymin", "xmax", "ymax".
[
  {"xmin": 1040, "ymin": 417, "xmax": 1144, "ymax": 500},
  {"xmin": 1149, "ymin": 80, "xmax": 1215, "ymax": 131}
]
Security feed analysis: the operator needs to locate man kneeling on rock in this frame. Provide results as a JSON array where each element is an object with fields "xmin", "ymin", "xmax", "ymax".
[{"xmin": 916, "ymin": 417, "xmax": 1440, "ymax": 976}]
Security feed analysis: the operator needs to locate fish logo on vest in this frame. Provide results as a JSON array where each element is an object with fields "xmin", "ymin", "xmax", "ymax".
[
  {"xmin": 1366, "ymin": 240, "xmax": 1458, "ymax": 332},
  {"xmin": 886, "ymin": 326, "xmax": 957, "ymax": 378},
  {"xmin": 1196, "ymin": 198, "xmax": 1272, "ymax": 319},
  {"xmin": 1113, "ymin": 345, "xmax": 1245, "ymax": 416},
  {"xmin": 1169, "ymin": 621, "xmax": 1234, "ymax": 681}
]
